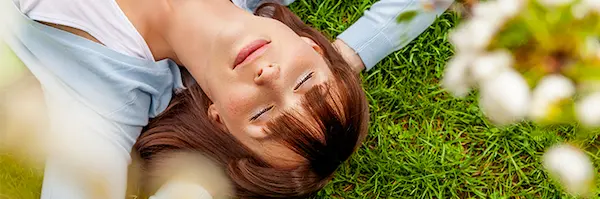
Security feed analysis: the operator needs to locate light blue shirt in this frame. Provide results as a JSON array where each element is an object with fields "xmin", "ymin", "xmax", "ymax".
[
  {"xmin": 4, "ymin": 2, "xmax": 184, "ymax": 124},
  {"xmin": 2, "ymin": 1, "xmax": 184, "ymax": 198}
]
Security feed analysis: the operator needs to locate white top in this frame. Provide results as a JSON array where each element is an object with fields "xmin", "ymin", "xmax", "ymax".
[{"xmin": 15, "ymin": 0, "xmax": 155, "ymax": 60}]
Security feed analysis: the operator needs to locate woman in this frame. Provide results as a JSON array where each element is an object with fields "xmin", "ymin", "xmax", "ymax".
[
  {"xmin": 5, "ymin": 0, "xmax": 367, "ymax": 198},
  {"xmin": 2, "ymin": 0, "xmax": 451, "ymax": 198},
  {"xmin": 134, "ymin": 3, "xmax": 368, "ymax": 198}
]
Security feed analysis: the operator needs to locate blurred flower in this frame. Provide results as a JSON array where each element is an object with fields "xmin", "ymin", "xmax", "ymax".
[
  {"xmin": 479, "ymin": 69, "xmax": 531, "ymax": 125},
  {"xmin": 449, "ymin": 0, "xmax": 521, "ymax": 53},
  {"xmin": 0, "ymin": 77, "xmax": 49, "ymax": 160},
  {"xmin": 449, "ymin": 17, "xmax": 500, "ymax": 52},
  {"xmin": 543, "ymin": 144, "xmax": 594, "ymax": 196},
  {"xmin": 151, "ymin": 181, "xmax": 214, "ymax": 199},
  {"xmin": 576, "ymin": 92, "xmax": 600, "ymax": 127},
  {"xmin": 473, "ymin": 0, "xmax": 523, "ymax": 20},
  {"xmin": 529, "ymin": 75, "xmax": 576, "ymax": 122},
  {"xmin": 497, "ymin": 0, "xmax": 525, "ymax": 17},
  {"xmin": 585, "ymin": 0, "xmax": 600, "ymax": 12},
  {"xmin": 444, "ymin": 0, "xmax": 600, "ymax": 129},
  {"xmin": 572, "ymin": 0, "xmax": 600, "ymax": 18},
  {"xmin": 470, "ymin": 50, "xmax": 513, "ymax": 82},
  {"xmin": 442, "ymin": 55, "xmax": 473, "ymax": 97},
  {"xmin": 147, "ymin": 152, "xmax": 232, "ymax": 199}
]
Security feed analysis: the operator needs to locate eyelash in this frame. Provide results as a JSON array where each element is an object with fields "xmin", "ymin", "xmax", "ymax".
[
  {"xmin": 251, "ymin": 106, "xmax": 273, "ymax": 121},
  {"xmin": 294, "ymin": 72, "xmax": 314, "ymax": 90},
  {"xmin": 250, "ymin": 72, "xmax": 314, "ymax": 121}
]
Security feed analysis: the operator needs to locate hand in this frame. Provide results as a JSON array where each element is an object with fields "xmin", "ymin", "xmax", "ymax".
[{"xmin": 333, "ymin": 39, "xmax": 365, "ymax": 74}]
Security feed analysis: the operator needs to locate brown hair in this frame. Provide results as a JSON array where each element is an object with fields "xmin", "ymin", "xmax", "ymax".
[{"xmin": 134, "ymin": 3, "xmax": 369, "ymax": 198}]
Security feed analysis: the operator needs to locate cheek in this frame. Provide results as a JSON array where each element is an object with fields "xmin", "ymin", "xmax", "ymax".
[
  {"xmin": 284, "ymin": 45, "xmax": 322, "ymax": 70},
  {"xmin": 219, "ymin": 91, "xmax": 255, "ymax": 118}
]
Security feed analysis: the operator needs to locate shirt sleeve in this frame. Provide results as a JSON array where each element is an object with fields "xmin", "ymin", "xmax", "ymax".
[{"xmin": 337, "ymin": 0, "xmax": 453, "ymax": 70}]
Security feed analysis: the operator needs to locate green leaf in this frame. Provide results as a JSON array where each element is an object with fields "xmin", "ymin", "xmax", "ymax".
[{"xmin": 397, "ymin": 10, "xmax": 418, "ymax": 24}]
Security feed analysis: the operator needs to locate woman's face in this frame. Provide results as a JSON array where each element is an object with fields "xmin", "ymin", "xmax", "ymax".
[{"xmin": 195, "ymin": 14, "xmax": 334, "ymax": 164}]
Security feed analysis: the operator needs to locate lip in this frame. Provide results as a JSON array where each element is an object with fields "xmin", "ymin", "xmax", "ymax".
[{"xmin": 233, "ymin": 39, "xmax": 271, "ymax": 69}]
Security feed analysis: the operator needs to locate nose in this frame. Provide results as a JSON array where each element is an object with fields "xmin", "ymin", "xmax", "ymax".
[{"xmin": 254, "ymin": 63, "xmax": 281, "ymax": 85}]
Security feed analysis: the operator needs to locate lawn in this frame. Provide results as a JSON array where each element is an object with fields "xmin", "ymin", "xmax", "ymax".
[{"xmin": 2, "ymin": 0, "xmax": 600, "ymax": 198}]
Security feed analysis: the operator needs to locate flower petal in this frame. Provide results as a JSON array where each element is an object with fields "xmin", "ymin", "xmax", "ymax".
[
  {"xmin": 471, "ymin": 50, "xmax": 513, "ymax": 83},
  {"xmin": 479, "ymin": 69, "xmax": 531, "ymax": 125},
  {"xmin": 529, "ymin": 75, "xmax": 576, "ymax": 121},
  {"xmin": 442, "ymin": 55, "xmax": 474, "ymax": 97},
  {"xmin": 450, "ymin": 18, "xmax": 500, "ymax": 53},
  {"xmin": 576, "ymin": 92, "xmax": 600, "ymax": 127},
  {"xmin": 543, "ymin": 144, "xmax": 594, "ymax": 196},
  {"xmin": 498, "ymin": 0, "xmax": 525, "ymax": 17}
]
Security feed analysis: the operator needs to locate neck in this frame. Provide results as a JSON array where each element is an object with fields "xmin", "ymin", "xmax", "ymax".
[
  {"xmin": 162, "ymin": 0, "xmax": 249, "ymax": 68},
  {"xmin": 117, "ymin": 0, "xmax": 174, "ymax": 61},
  {"xmin": 118, "ymin": 0, "xmax": 245, "ymax": 64}
]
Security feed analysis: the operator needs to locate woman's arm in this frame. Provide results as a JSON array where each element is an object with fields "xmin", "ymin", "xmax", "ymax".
[{"xmin": 335, "ymin": 0, "xmax": 454, "ymax": 72}]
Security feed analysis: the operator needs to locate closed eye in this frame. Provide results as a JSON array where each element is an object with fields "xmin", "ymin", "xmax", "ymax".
[
  {"xmin": 250, "ymin": 106, "xmax": 274, "ymax": 121},
  {"xmin": 294, "ymin": 72, "xmax": 314, "ymax": 90}
]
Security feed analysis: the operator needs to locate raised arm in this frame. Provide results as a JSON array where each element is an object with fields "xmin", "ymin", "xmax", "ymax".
[{"xmin": 334, "ymin": 0, "xmax": 454, "ymax": 73}]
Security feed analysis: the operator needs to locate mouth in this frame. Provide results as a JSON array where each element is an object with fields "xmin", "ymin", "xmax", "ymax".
[{"xmin": 233, "ymin": 39, "xmax": 271, "ymax": 69}]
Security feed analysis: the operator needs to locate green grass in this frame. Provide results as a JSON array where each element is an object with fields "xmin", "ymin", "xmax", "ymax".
[
  {"xmin": 0, "ymin": 154, "xmax": 43, "ymax": 199},
  {"xmin": 2, "ymin": 0, "xmax": 600, "ymax": 198}
]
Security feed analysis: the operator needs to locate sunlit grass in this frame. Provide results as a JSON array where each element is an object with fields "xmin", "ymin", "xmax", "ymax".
[
  {"xmin": 0, "ymin": 154, "xmax": 43, "ymax": 199},
  {"xmin": 1, "ymin": 0, "xmax": 599, "ymax": 198}
]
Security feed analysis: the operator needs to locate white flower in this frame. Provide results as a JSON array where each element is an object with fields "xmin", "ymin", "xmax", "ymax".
[
  {"xmin": 571, "ymin": 0, "xmax": 600, "ymax": 19},
  {"xmin": 472, "ymin": 0, "xmax": 524, "ymax": 19},
  {"xmin": 570, "ymin": 0, "xmax": 600, "ymax": 18},
  {"xmin": 576, "ymin": 92, "xmax": 600, "ymax": 127},
  {"xmin": 449, "ymin": 19, "xmax": 501, "ymax": 53},
  {"xmin": 498, "ymin": 0, "xmax": 526, "ymax": 17},
  {"xmin": 470, "ymin": 50, "xmax": 513, "ymax": 83},
  {"xmin": 583, "ymin": 0, "xmax": 600, "ymax": 12},
  {"xmin": 543, "ymin": 144, "xmax": 594, "ymax": 196},
  {"xmin": 442, "ymin": 55, "xmax": 474, "ymax": 97},
  {"xmin": 449, "ymin": 0, "xmax": 521, "ymax": 52},
  {"xmin": 529, "ymin": 75, "xmax": 576, "ymax": 121},
  {"xmin": 539, "ymin": 0, "xmax": 575, "ymax": 7},
  {"xmin": 472, "ymin": 1, "xmax": 503, "ymax": 19},
  {"xmin": 149, "ymin": 152, "xmax": 232, "ymax": 199},
  {"xmin": 572, "ymin": 3, "xmax": 592, "ymax": 19},
  {"xmin": 479, "ymin": 69, "xmax": 531, "ymax": 125},
  {"xmin": 473, "ymin": 0, "xmax": 522, "ymax": 20},
  {"xmin": 151, "ymin": 181, "xmax": 214, "ymax": 199}
]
